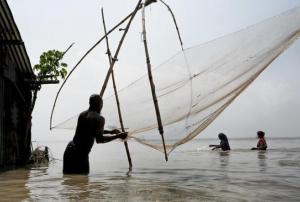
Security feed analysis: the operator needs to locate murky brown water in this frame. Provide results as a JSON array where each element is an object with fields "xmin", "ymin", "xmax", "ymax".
[{"xmin": 1, "ymin": 138, "xmax": 300, "ymax": 201}]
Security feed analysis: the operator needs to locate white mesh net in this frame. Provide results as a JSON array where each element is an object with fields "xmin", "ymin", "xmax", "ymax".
[{"xmin": 52, "ymin": 7, "xmax": 300, "ymax": 154}]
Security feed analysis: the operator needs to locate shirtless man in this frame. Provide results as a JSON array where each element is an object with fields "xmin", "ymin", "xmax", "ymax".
[{"xmin": 63, "ymin": 94, "xmax": 127, "ymax": 174}]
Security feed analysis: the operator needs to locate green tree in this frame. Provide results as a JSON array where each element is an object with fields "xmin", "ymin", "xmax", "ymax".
[{"xmin": 33, "ymin": 50, "xmax": 68, "ymax": 81}]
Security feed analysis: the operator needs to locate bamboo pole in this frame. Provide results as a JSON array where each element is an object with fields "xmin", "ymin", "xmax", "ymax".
[
  {"xmin": 50, "ymin": 1, "xmax": 155, "ymax": 129},
  {"xmin": 159, "ymin": 0, "xmax": 184, "ymax": 50},
  {"xmin": 141, "ymin": 3, "xmax": 168, "ymax": 161},
  {"xmin": 101, "ymin": 8, "xmax": 132, "ymax": 169}
]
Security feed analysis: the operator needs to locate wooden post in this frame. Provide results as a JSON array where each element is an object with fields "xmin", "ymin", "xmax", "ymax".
[
  {"xmin": 141, "ymin": 3, "xmax": 168, "ymax": 161},
  {"xmin": 101, "ymin": 8, "xmax": 132, "ymax": 169}
]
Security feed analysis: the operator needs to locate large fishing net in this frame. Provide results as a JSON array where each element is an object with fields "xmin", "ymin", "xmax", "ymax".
[{"xmin": 52, "ymin": 7, "xmax": 300, "ymax": 154}]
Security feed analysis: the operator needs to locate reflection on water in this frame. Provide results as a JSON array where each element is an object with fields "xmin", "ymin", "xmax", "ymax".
[
  {"xmin": 257, "ymin": 151, "xmax": 267, "ymax": 172},
  {"xmin": 0, "ymin": 168, "xmax": 30, "ymax": 201},
  {"xmin": 0, "ymin": 138, "xmax": 300, "ymax": 201},
  {"xmin": 61, "ymin": 175, "xmax": 90, "ymax": 200},
  {"xmin": 219, "ymin": 151, "xmax": 230, "ymax": 168}
]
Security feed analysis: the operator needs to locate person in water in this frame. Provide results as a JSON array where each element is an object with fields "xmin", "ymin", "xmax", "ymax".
[
  {"xmin": 63, "ymin": 94, "xmax": 127, "ymax": 174},
  {"xmin": 209, "ymin": 133, "xmax": 231, "ymax": 151},
  {"xmin": 251, "ymin": 131, "xmax": 267, "ymax": 150}
]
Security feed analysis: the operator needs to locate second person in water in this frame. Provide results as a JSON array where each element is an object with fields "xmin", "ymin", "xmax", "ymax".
[
  {"xmin": 251, "ymin": 131, "xmax": 268, "ymax": 150},
  {"xmin": 209, "ymin": 131, "xmax": 268, "ymax": 151},
  {"xmin": 209, "ymin": 133, "xmax": 231, "ymax": 151}
]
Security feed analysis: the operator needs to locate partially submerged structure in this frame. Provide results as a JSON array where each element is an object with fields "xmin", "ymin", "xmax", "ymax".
[{"xmin": 0, "ymin": 0, "xmax": 35, "ymax": 170}]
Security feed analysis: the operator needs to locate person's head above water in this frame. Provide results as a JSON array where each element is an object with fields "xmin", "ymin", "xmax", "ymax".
[
  {"xmin": 218, "ymin": 133, "xmax": 228, "ymax": 141},
  {"xmin": 257, "ymin": 131, "xmax": 265, "ymax": 138},
  {"xmin": 89, "ymin": 94, "xmax": 103, "ymax": 113}
]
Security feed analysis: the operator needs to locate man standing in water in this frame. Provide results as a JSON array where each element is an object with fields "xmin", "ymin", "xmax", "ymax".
[{"xmin": 63, "ymin": 94, "xmax": 127, "ymax": 174}]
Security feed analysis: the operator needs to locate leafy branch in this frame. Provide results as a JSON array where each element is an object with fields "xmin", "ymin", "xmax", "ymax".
[{"xmin": 33, "ymin": 50, "xmax": 68, "ymax": 81}]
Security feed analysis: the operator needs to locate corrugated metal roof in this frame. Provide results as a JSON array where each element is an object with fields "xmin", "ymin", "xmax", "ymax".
[{"xmin": 0, "ymin": 0, "xmax": 34, "ymax": 77}]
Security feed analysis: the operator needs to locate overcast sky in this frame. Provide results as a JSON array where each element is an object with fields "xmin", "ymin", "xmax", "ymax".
[{"xmin": 8, "ymin": 0, "xmax": 300, "ymax": 141}]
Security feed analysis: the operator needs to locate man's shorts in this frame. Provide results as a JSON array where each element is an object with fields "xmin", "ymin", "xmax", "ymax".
[{"xmin": 63, "ymin": 141, "xmax": 89, "ymax": 174}]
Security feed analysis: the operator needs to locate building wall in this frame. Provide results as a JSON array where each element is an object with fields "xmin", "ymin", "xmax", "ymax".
[
  {"xmin": 0, "ymin": 47, "xmax": 33, "ymax": 169},
  {"xmin": 1, "ymin": 0, "xmax": 35, "ymax": 170},
  {"xmin": 0, "ymin": 69, "xmax": 4, "ymax": 166},
  {"xmin": 0, "ymin": 46, "xmax": 6, "ymax": 167}
]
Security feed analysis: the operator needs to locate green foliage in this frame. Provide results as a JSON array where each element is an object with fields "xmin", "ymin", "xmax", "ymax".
[{"xmin": 33, "ymin": 50, "xmax": 68, "ymax": 80}]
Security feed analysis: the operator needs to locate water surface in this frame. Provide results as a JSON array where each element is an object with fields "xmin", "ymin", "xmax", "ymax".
[{"xmin": 1, "ymin": 138, "xmax": 300, "ymax": 201}]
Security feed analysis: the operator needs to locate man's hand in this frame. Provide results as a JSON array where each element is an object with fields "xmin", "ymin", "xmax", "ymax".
[{"xmin": 118, "ymin": 132, "xmax": 128, "ymax": 140}]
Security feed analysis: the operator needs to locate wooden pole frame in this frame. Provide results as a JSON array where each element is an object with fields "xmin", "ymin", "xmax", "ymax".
[
  {"xmin": 48, "ymin": 1, "xmax": 185, "ymax": 162},
  {"xmin": 101, "ymin": 8, "xmax": 132, "ymax": 169}
]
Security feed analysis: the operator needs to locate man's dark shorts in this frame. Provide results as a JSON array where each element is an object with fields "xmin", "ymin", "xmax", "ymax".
[{"xmin": 63, "ymin": 141, "xmax": 89, "ymax": 174}]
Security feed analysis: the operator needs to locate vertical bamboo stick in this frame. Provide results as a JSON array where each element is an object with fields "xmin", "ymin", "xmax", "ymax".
[
  {"xmin": 141, "ymin": 3, "xmax": 168, "ymax": 161},
  {"xmin": 101, "ymin": 8, "xmax": 132, "ymax": 169}
]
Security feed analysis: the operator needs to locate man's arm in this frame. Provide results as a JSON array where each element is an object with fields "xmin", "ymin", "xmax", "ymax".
[
  {"xmin": 96, "ymin": 132, "xmax": 127, "ymax": 143},
  {"xmin": 209, "ymin": 144, "xmax": 220, "ymax": 147},
  {"xmin": 209, "ymin": 144, "xmax": 221, "ymax": 150},
  {"xmin": 103, "ymin": 129, "xmax": 121, "ymax": 134},
  {"xmin": 95, "ymin": 117, "xmax": 127, "ymax": 143},
  {"xmin": 212, "ymin": 145, "xmax": 221, "ymax": 150},
  {"xmin": 96, "ymin": 134, "xmax": 121, "ymax": 143}
]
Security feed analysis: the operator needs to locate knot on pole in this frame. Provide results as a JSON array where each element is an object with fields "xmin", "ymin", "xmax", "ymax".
[{"xmin": 158, "ymin": 127, "xmax": 164, "ymax": 135}]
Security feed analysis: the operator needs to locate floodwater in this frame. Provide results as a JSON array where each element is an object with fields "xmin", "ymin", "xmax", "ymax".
[{"xmin": 1, "ymin": 138, "xmax": 300, "ymax": 202}]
